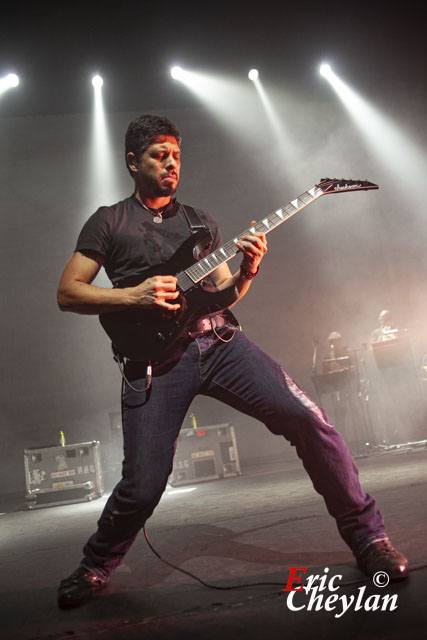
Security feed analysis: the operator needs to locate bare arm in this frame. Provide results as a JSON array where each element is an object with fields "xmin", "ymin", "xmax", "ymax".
[{"xmin": 57, "ymin": 250, "xmax": 181, "ymax": 315}]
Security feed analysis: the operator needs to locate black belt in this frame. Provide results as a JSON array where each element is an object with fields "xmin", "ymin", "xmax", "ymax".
[{"xmin": 187, "ymin": 315, "xmax": 228, "ymax": 337}]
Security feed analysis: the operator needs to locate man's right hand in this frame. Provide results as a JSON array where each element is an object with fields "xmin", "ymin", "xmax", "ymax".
[
  {"xmin": 58, "ymin": 252, "xmax": 181, "ymax": 315},
  {"xmin": 129, "ymin": 275, "xmax": 181, "ymax": 311}
]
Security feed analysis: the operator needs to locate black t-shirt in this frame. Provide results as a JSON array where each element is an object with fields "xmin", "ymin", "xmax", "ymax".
[{"xmin": 75, "ymin": 195, "xmax": 222, "ymax": 285}]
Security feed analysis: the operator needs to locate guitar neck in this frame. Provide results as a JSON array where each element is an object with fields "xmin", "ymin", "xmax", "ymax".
[
  {"xmin": 180, "ymin": 177, "xmax": 378, "ymax": 286},
  {"xmin": 184, "ymin": 184, "xmax": 324, "ymax": 284}
]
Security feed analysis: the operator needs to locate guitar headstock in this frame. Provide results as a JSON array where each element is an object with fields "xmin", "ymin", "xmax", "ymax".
[{"xmin": 316, "ymin": 177, "xmax": 379, "ymax": 194}]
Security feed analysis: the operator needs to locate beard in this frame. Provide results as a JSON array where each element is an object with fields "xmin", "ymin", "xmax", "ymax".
[
  {"xmin": 142, "ymin": 172, "xmax": 179, "ymax": 198},
  {"xmin": 157, "ymin": 183, "xmax": 177, "ymax": 196}
]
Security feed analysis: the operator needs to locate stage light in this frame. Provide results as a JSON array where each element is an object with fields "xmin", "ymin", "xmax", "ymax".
[
  {"xmin": 248, "ymin": 69, "xmax": 259, "ymax": 81},
  {"xmin": 92, "ymin": 75, "xmax": 103, "ymax": 88},
  {"xmin": 319, "ymin": 64, "xmax": 332, "ymax": 78},
  {"xmin": 171, "ymin": 66, "xmax": 185, "ymax": 81},
  {"xmin": 0, "ymin": 72, "xmax": 20, "ymax": 94},
  {"xmin": 6, "ymin": 73, "xmax": 19, "ymax": 87}
]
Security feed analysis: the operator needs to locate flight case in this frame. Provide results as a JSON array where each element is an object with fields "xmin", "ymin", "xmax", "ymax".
[
  {"xmin": 24, "ymin": 441, "xmax": 104, "ymax": 509},
  {"xmin": 171, "ymin": 423, "xmax": 241, "ymax": 486}
]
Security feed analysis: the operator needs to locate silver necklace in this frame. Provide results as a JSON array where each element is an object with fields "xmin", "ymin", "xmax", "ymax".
[{"xmin": 141, "ymin": 202, "xmax": 164, "ymax": 223}]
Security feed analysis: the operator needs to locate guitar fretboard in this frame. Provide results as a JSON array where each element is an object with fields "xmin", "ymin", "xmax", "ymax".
[{"xmin": 184, "ymin": 185, "xmax": 324, "ymax": 284}]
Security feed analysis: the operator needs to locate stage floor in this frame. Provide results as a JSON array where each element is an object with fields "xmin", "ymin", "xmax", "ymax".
[{"xmin": 1, "ymin": 445, "xmax": 426, "ymax": 640}]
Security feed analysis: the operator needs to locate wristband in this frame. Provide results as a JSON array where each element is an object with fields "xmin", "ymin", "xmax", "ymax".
[{"xmin": 240, "ymin": 264, "xmax": 259, "ymax": 280}]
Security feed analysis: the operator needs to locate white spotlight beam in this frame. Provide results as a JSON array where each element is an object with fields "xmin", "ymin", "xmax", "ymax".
[
  {"xmin": 168, "ymin": 65, "xmax": 256, "ymax": 138},
  {"xmin": 320, "ymin": 65, "xmax": 427, "ymax": 204},
  {"xmin": 89, "ymin": 73, "xmax": 120, "ymax": 211},
  {"xmin": 249, "ymin": 73, "xmax": 299, "ymax": 181}
]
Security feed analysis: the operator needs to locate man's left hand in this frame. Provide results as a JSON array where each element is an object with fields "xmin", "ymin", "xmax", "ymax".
[{"xmin": 237, "ymin": 220, "xmax": 268, "ymax": 273}]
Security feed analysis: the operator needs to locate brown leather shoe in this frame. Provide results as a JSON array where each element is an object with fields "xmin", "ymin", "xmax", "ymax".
[
  {"xmin": 356, "ymin": 539, "xmax": 408, "ymax": 581},
  {"xmin": 58, "ymin": 566, "xmax": 107, "ymax": 608}
]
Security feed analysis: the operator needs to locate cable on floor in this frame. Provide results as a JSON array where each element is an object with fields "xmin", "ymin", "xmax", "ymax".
[{"xmin": 142, "ymin": 525, "xmax": 408, "ymax": 590}]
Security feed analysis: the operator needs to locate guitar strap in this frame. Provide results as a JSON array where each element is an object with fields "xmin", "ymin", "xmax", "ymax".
[
  {"xmin": 180, "ymin": 204, "xmax": 210, "ymax": 233},
  {"xmin": 181, "ymin": 204, "xmax": 241, "ymax": 333}
]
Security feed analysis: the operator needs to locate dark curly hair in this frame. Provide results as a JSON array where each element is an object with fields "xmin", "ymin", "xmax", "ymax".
[{"xmin": 125, "ymin": 114, "xmax": 181, "ymax": 177}]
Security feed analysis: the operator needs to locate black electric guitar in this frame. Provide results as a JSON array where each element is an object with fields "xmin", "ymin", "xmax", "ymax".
[{"xmin": 99, "ymin": 178, "xmax": 379, "ymax": 362}]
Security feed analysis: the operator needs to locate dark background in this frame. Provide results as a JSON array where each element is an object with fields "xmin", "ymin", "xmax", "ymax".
[{"xmin": 1, "ymin": 0, "xmax": 427, "ymax": 493}]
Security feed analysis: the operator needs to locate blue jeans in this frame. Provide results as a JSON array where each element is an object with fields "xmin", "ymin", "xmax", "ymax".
[{"xmin": 83, "ymin": 328, "xmax": 386, "ymax": 579}]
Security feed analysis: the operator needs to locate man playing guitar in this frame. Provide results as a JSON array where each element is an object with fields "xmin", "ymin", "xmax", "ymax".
[{"xmin": 57, "ymin": 114, "xmax": 407, "ymax": 608}]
